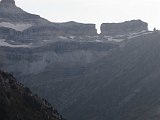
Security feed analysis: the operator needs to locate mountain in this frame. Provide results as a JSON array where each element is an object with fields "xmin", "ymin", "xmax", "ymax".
[
  {"xmin": 1, "ymin": 0, "xmax": 159, "ymax": 120},
  {"xmin": 0, "ymin": 0, "xmax": 97, "ymax": 35},
  {"xmin": 0, "ymin": 0, "xmax": 119, "ymax": 77},
  {"xmin": 0, "ymin": 0, "xmax": 51, "ymax": 31},
  {"xmin": 22, "ymin": 31, "xmax": 160, "ymax": 120},
  {"xmin": 62, "ymin": 32, "xmax": 160, "ymax": 120},
  {"xmin": 0, "ymin": 70, "xmax": 64, "ymax": 120}
]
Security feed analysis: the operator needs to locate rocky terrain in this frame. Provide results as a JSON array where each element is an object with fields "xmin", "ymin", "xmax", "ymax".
[
  {"xmin": 0, "ymin": 70, "xmax": 64, "ymax": 120},
  {"xmin": 1, "ymin": 0, "xmax": 160, "ymax": 120},
  {"xmin": 53, "ymin": 32, "xmax": 160, "ymax": 120},
  {"xmin": 101, "ymin": 20, "xmax": 148, "ymax": 36}
]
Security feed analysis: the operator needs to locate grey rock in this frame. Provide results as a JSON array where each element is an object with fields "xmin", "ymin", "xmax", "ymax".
[
  {"xmin": 0, "ymin": 0, "xmax": 97, "ymax": 36},
  {"xmin": 0, "ymin": 0, "xmax": 15, "ymax": 6},
  {"xmin": 22, "ymin": 21, "xmax": 97, "ymax": 37},
  {"xmin": 0, "ymin": 0, "xmax": 50, "ymax": 26},
  {"xmin": 101, "ymin": 20, "xmax": 148, "ymax": 36}
]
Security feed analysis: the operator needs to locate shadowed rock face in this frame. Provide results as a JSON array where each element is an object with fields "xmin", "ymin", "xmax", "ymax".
[
  {"xmin": 26, "ymin": 32, "xmax": 160, "ymax": 120},
  {"xmin": 23, "ymin": 21, "xmax": 97, "ymax": 36},
  {"xmin": 101, "ymin": 20, "xmax": 148, "ymax": 36},
  {"xmin": 57, "ymin": 21, "xmax": 97, "ymax": 36}
]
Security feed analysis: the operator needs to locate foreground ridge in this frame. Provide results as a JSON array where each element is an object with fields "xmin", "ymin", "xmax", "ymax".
[{"xmin": 0, "ymin": 70, "xmax": 65, "ymax": 120}]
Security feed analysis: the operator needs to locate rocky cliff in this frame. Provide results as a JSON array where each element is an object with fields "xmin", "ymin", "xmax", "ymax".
[
  {"xmin": 0, "ymin": 0, "xmax": 50, "ymax": 27},
  {"xmin": 101, "ymin": 20, "xmax": 148, "ymax": 36},
  {"xmin": 0, "ymin": 0, "xmax": 97, "ymax": 36},
  {"xmin": 0, "ymin": 70, "xmax": 64, "ymax": 120},
  {"xmin": 57, "ymin": 21, "xmax": 97, "ymax": 36},
  {"xmin": 23, "ymin": 21, "xmax": 97, "ymax": 37}
]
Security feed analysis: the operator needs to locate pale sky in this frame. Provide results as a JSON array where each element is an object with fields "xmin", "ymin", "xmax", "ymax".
[{"xmin": 15, "ymin": 0, "xmax": 160, "ymax": 32}]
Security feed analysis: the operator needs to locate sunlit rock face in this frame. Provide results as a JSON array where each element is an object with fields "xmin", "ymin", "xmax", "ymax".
[{"xmin": 101, "ymin": 20, "xmax": 148, "ymax": 36}]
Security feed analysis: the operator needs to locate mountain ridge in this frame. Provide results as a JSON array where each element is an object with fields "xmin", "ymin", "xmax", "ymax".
[{"xmin": 0, "ymin": 0, "xmax": 149, "ymax": 35}]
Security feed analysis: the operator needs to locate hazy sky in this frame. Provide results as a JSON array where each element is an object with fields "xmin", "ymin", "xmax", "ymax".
[{"xmin": 15, "ymin": 0, "xmax": 159, "ymax": 32}]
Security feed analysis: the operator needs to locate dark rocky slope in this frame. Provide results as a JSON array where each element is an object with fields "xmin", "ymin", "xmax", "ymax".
[
  {"xmin": 62, "ymin": 32, "xmax": 160, "ymax": 120},
  {"xmin": 24, "ymin": 32, "xmax": 160, "ymax": 120},
  {"xmin": 0, "ymin": 70, "xmax": 64, "ymax": 120}
]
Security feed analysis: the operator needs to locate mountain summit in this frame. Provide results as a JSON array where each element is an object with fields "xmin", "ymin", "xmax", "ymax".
[
  {"xmin": 0, "ymin": 0, "xmax": 51, "ymax": 30},
  {"xmin": 0, "ymin": 0, "xmax": 15, "ymax": 6},
  {"xmin": 0, "ymin": 0, "xmax": 25, "ymax": 14}
]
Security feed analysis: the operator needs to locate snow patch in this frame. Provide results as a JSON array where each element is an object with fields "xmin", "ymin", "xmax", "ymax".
[
  {"xmin": 127, "ymin": 31, "xmax": 153, "ymax": 39},
  {"xmin": 108, "ymin": 38, "xmax": 124, "ymax": 42},
  {"xmin": 95, "ymin": 39, "xmax": 103, "ymax": 42},
  {"xmin": 69, "ymin": 36, "xmax": 76, "ymax": 39},
  {"xmin": 43, "ymin": 40, "xmax": 50, "ymax": 42},
  {"xmin": 0, "ymin": 39, "xmax": 31, "ymax": 48},
  {"xmin": 58, "ymin": 36, "xmax": 68, "ymax": 40},
  {"xmin": 0, "ymin": 22, "xmax": 32, "ymax": 31}
]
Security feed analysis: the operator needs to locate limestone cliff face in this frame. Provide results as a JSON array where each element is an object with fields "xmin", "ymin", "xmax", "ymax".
[
  {"xmin": 23, "ymin": 21, "xmax": 97, "ymax": 37},
  {"xmin": 58, "ymin": 21, "xmax": 97, "ymax": 36},
  {"xmin": 101, "ymin": 20, "xmax": 148, "ymax": 36},
  {"xmin": 0, "ymin": 0, "xmax": 50, "ymax": 26},
  {"xmin": 0, "ymin": 0, "xmax": 97, "ymax": 36},
  {"xmin": 0, "ymin": 41, "xmax": 117, "ymax": 76}
]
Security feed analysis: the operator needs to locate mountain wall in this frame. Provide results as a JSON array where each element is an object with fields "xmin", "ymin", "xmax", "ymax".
[
  {"xmin": 23, "ymin": 22, "xmax": 97, "ymax": 37},
  {"xmin": 101, "ymin": 20, "xmax": 148, "ymax": 36}
]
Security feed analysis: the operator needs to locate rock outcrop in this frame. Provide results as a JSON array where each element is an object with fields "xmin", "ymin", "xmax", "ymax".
[
  {"xmin": 0, "ymin": 70, "xmax": 64, "ymax": 120},
  {"xmin": 101, "ymin": 20, "xmax": 148, "ymax": 36},
  {"xmin": 58, "ymin": 21, "xmax": 97, "ymax": 36},
  {"xmin": 23, "ymin": 21, "xmax": 97, "ymax": 37}
]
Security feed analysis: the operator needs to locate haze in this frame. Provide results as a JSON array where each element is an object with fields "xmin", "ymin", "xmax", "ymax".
[{"xmin": 16, "ymin": 0, "xmax": 160, "ymax": 32}]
